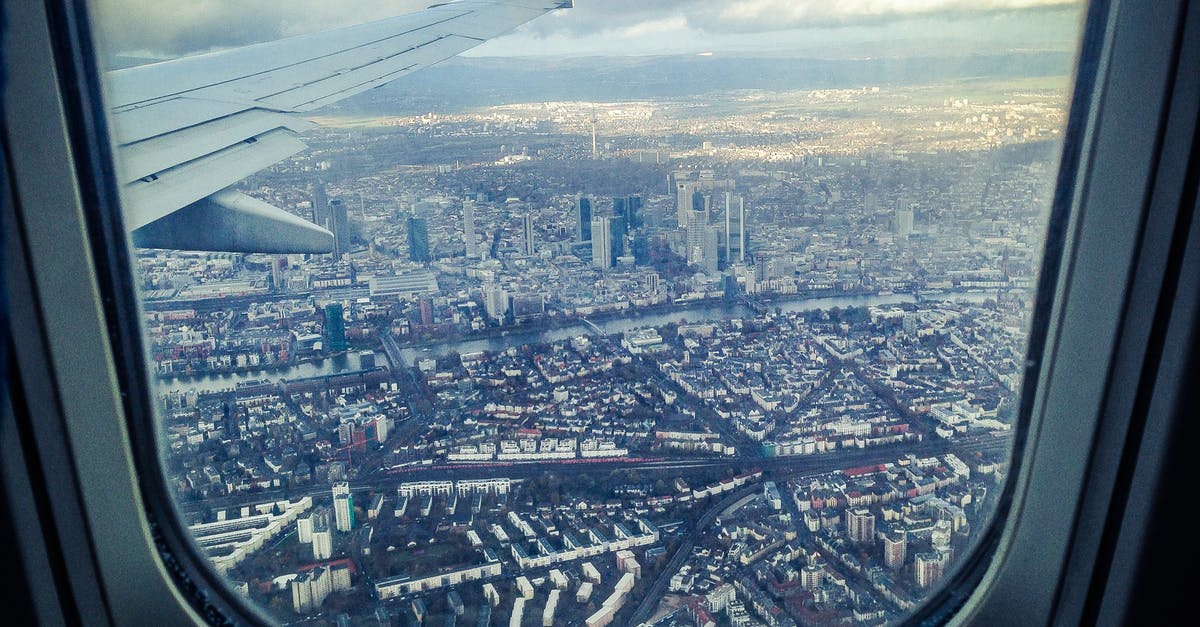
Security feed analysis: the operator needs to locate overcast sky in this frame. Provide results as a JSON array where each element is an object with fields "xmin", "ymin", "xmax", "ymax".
[{"xmin": 93, "ymin": 0, "xmax": 1084, "ymax": 62}]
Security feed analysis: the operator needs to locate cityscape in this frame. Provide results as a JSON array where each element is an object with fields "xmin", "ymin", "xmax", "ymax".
[{"xmin": 142, "ymin": 48, "xmax": 1068, "ymax": 626}]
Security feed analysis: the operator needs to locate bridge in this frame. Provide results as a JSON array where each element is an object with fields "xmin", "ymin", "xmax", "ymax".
[
  {"xmin": 578, "ymin": 317, "xmax": 606, "ymax": 336},
  {"xmin": 737, "ymin": 293, "xmax": 768, "ymax": 315}
]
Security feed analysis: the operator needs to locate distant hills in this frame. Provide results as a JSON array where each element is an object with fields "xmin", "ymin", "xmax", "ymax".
[{"xmin": 337, "ymin": 51, "xmax": 1074, "ymax": 115}]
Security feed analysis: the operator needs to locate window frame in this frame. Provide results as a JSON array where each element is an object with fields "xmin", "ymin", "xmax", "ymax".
[{"xmin": 3, "ymin": 0, "xmax": 1196, "ymax": 624}]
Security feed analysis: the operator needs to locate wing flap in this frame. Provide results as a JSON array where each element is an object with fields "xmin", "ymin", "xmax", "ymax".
[
  {"xmin": 110, "ymin": 97, "xmax": 250, "ymax": 145},
  {"xmin": 121, "ymin": 128, "xmax": 307, "ymax": 231},
  {"xmin": 118, "ymin": 109, "xmax": 314, "ymax": 184}
]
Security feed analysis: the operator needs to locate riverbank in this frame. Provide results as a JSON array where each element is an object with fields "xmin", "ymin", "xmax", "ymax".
[{"xmin": 155, "ymin": 289, "xmax": 998, "ymax": 395}]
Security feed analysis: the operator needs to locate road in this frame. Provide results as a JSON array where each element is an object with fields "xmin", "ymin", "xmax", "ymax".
[{"xmin": 628, "ymin": 485, "xmax": 761, "ymax": 626}]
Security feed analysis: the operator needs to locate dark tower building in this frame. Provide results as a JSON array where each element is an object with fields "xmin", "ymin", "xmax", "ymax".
[
  {"xmin": 522, "ymin": 213, "xmax": 535, "ymax": 256},
  {"xmin": 726, "ymin": 193, "xmax": 747, "ymax": 265},
  {"xmin": 407, "ymin": 216, "xmax": 431, "ymax": 263},
  {"xmin": 329, "ymin": 198, "xmax": 349, "ymax": 259},
  {"xmin": 626, "ymin": 194, "xmax": 644, "ymax": 229},
  {"xmin": 632, "ymin": 234, "xmax": 649, "ymax": 265},
  {"xmin": 324, "ymin": 303, "xmax": 347, "ymax": 352},
  {"xmin": 577, "ymin": 197, "xmax": 592, "ymax": 243},
  {"xmin": 419, "ymin": 298, "xmax": 434, "ymax": 326},
  {"xmin": 311, "ymin": 183, "xmax": 329, "ymax": 228},
  {"xmin": 609, "ymin": 216, "xmax": 626, "ymax": 264}
]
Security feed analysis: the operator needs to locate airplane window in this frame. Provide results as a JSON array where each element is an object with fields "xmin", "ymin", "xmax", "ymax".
[{"xmin": 85, "ymin": 0, "xmax": 1087, "ymax": 624}]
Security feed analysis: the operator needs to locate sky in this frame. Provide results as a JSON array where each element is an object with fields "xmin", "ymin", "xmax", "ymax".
[{"xmin": 93, "ymin": 0, "xmax": 1085, "ymax": 63}]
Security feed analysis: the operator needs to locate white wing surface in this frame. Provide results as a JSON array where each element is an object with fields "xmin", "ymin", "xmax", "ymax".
[{"xmin": 107, "ymin": 0, "xmax": 571, "ymax": 252}]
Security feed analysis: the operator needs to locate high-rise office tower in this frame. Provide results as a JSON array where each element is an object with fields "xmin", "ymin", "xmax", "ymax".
[
  {"xmin": 329, "ymin": 198, "xmax": 349, "ymax": 259},
  {"xmin": 333, "ymin": 482, "xmax": 354, "ymax": 532},
  {"xmin": 484, "ymin": 284, "xmax": 508, "ymax": 322},
  {"xmin": 324, "ymin": 303, "xmax": 347, "ymax": 352},
  {"xmin": 591, "ymin": 216, "xmax": 612, "ymax": 268},
  {"xmin": 702, "ymin": 227, "xmax": 719, "ymax": 274},
  {"xmin": 676, "ymin": 182, "xmax": 694, "ymax": 227},
  {"xmin": 463, "ymin": 200, "xmax": 477, "ymax": 258},
  {"xmin": 632, "ymin": 233, "xmax": 649, "ymax": 266},
  {"xmin": 269, "ymin": 257, "xmax": 285, "ymax": 292},
  {"xmin": 311, "ymin": 183, "xmax": 329, "ymax": 230},
  {"xmin": 726, "ymin": 192, "xmax": 747, "ymax": 264},
  {"xmin": 577, "ymin": 197, "xmax": 592, "ymax": 243},
  {"xmin": 608, "ymin": 215, "xmax": 626, "ymax": 263},
  {"xmin": 686, "ymin": 209, "xmax": 707, "ymax": 266},
  {"xmin": 626, "ymin": 194, "xmax": 643, "ymax": 229},
  {"xmin": 896, "ymin": 205, "xmax": 914, "ymax": 239},
  {"xmin": 407, "ymin": 216, "xmax": 430, "ymax": 263},
  {"xmin": 522, "ymin": 213, "xmax": 535, "ymax": 256},
  {"xmin": 613, "ymin": 195, "xmax": 644, "ymax": 230}
]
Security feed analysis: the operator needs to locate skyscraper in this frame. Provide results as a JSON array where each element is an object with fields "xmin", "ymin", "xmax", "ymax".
[
  {"xmin": 324, "ymin": 303, "xmax": 347, "ymax": 352},
  {"xmin": 407, "ymin": 216, "xmax": 431, "ymax": 263},
  {"xmin": 577, "ymin": 197, "xmax": 592, "ymax": 243},
  {"xmin": 484, "ymin": 284, "xmax": 508, "ymax": 322},
  {"xmin": 702, "ymin": 227, "xmax": 719, "ymax": 274},
  {"xmin": 522, "ymin": 213, "xmax": 535, "ymax": 256},
  {"xmin": 632, "ymin": 233, "xmax": 649, "ymax": 266},
  {"xmin": 676, "ymin": 181, "xmax": 694, "ymax": 227},
  {"xmin": 896, "ymin": 205, "xmax": 914, "ymax": 239},
  {"xmin": 463, "ymin": 200, "xmax": 477, "ymax": 258},
  {"xmin": 592, "ymin": 216, "xmax": 612, "ymax": 268},
  {"xmin": 329, "ymin": 198, "xmax": 349, "ymax": 259},
  {"xmin": 311, "ymin": 183, "xmax": 329, "ymax": 230},
  {"xmin": 626, "ymin": 194, "xmax": 644, "ymax": 229},
  {"xmin": 613, "ymin": 195, "xmax": 644, "ymax": 230},
  {"xmin": 686, "ymin": 209, "xmax": 707, "ymax": 267},
  {"xmin": 608, "ymin": 215, "xmax": 626, "ymax": 263},
  {"xmin": 333, "ymin": 482, "xmax": 354, "ymax": 532},
  {"xmin": 726, "ymin": 192, "xmax": 747, "ymax": 264}
]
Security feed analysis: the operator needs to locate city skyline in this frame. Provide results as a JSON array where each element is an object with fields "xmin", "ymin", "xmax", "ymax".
[{"xmin": 114, "ymin": 3, "xmax": 1075, "ymax": 623}]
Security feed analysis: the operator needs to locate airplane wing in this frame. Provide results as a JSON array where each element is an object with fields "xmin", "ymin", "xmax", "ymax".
[{"xmin": 106, "ymin": 0, "xmax": 571, "ymax": 253}]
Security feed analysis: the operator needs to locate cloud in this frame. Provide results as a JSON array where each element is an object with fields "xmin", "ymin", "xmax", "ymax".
[
  {"xmin": 92, "ymin": 0, "xmax": 430, "ymax": 58},
  {"xmin": 687, "ymin": 0, "xmax": 1079, "ymax": 32},
  {"xmin": 91, "ymin": 0, "xmax": 1080, "ymax": 61}
]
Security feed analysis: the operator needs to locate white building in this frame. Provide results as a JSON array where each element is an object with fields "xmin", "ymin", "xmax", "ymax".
[{"xmin": 332, "ymin": 482, "xmax": 353, "ymax": 532}]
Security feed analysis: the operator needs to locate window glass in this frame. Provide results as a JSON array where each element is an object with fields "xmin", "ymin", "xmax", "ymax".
[{"xmin": 92, "ymin": 1, "xmax": 1084, "ymax": 624}]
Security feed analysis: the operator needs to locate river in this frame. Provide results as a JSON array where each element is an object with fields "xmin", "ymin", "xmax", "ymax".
[{"xmin": 156, "ymin": 291, "xmax": 995, "ymax": 395}]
